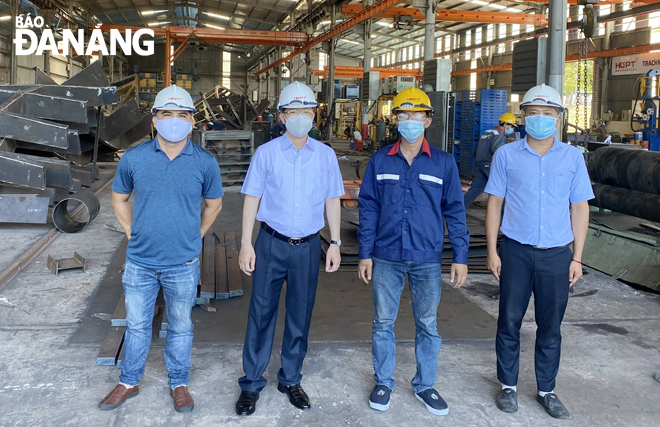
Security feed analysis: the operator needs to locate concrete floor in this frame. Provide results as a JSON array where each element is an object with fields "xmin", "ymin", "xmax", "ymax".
[{"xmin": 1, "ymin": 152, "xmax": 660, "ymax": 426}]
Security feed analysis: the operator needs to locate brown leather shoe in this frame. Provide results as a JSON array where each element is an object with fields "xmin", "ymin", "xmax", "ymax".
[
  {"xmin": 170, "ymin": 386, "xmax": 194, "ymax": 413},
  {"xmin": 98, "ymin": 384, "xmax": 139, "ymax": 410}
]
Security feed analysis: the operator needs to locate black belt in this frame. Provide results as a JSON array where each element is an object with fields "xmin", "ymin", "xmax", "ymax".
[
  {"xmin": 261, "ymin": 223, "xmax": 318, "ymax": 246},
  {"xmin": 504, "ymin": 235, "xmax": 569, "ymax": 250}
]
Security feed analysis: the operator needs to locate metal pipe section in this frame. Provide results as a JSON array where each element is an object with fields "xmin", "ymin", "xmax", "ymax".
[
  {"xmin": 327, "ymin": 5, "xmax": 336, "ymax": 143},
  {"xmin": 590, "ymin": 183, "xmax": 660, "ymax": 224},
  {"xmin": 424, "ymin": 0, "xmax": 435, "ymax": 63},
  {"xmin": 10, "ymin": 0, "xmax": 18, "ymax": 84},
  {"xmin": 52, "ymin": 190, "xmax": 101, "ymax": 233},
  {"xmin": 547, "ymin": 0, "xmax": 567, "ymax": 94},
  {"xmin": 362, "ymin": 0, "xmax": 372, "ymax": 140},
  {"xmin": 588, "ymin": 147, "xmax": 660, "ymax": 195}
]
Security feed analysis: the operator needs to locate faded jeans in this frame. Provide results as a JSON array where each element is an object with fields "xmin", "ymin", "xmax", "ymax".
[
  {"xmin": 119, "ymin": 257, "xmax": 199, "ymax": 389},
  {"xmin": 371, "ymin": 257, "xmax": 443, "ymax": 393}
]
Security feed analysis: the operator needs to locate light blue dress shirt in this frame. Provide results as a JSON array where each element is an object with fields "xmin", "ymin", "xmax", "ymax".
[
  {"xmin": 484, "ymin": 137, "xmax": 594, "ymax": 248},
  {"xmin": 241, "ymin": 134, "xmax": 345, "ymax": 238}
]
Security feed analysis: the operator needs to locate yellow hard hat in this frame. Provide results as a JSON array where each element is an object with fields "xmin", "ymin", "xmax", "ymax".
[
  {"xmin": 499, "ymin": 113, "xmax": 516, "ymax": 125},
  {"xmin": 392, "ymin": 87, "xmax": 434, "ymax": 114}
]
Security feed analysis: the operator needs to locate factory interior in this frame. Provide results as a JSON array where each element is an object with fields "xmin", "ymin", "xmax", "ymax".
[{"xmin": 1, "ymin": 0, "xmax": 660, "ymax": 425}]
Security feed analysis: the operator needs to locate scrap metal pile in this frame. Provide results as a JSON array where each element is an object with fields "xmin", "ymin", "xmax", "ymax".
[
  {"xmin": 194, "ymin": 85, "xmax": 269, "ymax": 130},
  {"xmin": 0, "ymin": 62, "xmax": 152, "ymax": 232}
]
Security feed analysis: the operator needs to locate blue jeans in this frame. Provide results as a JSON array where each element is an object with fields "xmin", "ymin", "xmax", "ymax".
[
  {"xmin": 119, "ymin": 257, "xmax": 199, "ymax": 389},
  {"xmin": 371, "ymin": 257, "xmax": 443, "ymax": 393}
]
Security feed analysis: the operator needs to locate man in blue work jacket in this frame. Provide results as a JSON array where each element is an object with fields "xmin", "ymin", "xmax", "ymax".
[
  {"xmin": 235, "ymin": 82, "xmax": 345, "ymax": 416},
  {"xmin": 357, "ymin": 87, "xmax": 469, "ymax": 416},
  {"xmin": 485, "ymin": 84, "xmax": 594, "ymax": 419}
]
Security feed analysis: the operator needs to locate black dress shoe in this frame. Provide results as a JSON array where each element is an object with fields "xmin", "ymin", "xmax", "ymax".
[
  {"xmin": 537, "ymin": 393, "xmax": 569, "ymax": 419},
  {"xmin": 277, "ymin": 383, "xmax": 311, "ymax": 410},
  {"xmin": 235, "ymin": 391, "xmax": 259, "ymax": 416}
]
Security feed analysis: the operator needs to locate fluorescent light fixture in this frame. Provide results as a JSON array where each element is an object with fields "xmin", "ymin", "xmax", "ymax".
[
  {"xmin": 376, "ymin": 21, "xmax": 393, "ymax": 28},
  {"xmin": 147, "ymin": 22, "xmax": 170, "ymax": 26},
  {"xmin": 203, "ymin": 11, "xmax": 230, "ymax": 20},
  {"xmin": 341, "ymin": 39, "xmax": 360, "ymax": 44},
  {"xmin": 490, "ymin": 4, "xmax": 506, "ymax": 9},
  {"xmin": 0, "ymin": 15, "xmax": 11, "ymax": 20},
  {"xmin": 371, "ymin": 34, "xmax": 377, "ymax": 38},
  {"xmin": 319, "ymin": 19, "xmax": 342, "ymax": 25},
  {"xmin": 205, "ymin": 23, "xmax": 225, "ymax": 30},
  {"xmin": 141, "ymin": 10, "xmax": 168, "ymax": 15},
  {"xmin": 506, "ymin": 8, "xmax": 522, "ymax": 13},
  {"xmin": 471, "ymin": 0, "xmax": 488, "ymax": 5}
]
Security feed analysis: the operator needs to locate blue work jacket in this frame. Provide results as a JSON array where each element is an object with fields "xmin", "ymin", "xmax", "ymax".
[{"xmin": 357, "ymin": 139, "xmax": 469, "ymax": 264}]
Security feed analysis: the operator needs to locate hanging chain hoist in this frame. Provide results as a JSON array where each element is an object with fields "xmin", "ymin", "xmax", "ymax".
[{"xmin": 578, "ymin": 2, "xmax": 597, "ymax": 141}]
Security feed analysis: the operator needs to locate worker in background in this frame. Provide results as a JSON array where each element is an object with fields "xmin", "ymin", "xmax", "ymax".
[
  {"xmin": 236, "ymin": 81, "xmax": 344, "ymax": 416},
  {"xmin": 484, "ymin": 84, "xmax": 593, "ymax": 419},
  {"xmin": 100, "ymin": 85, "xmax": 223, "ymax": 413},
  {"xmin": 205, "ymin": 120, "xmax": 227, "ymax": 131},
  {"xmin": 270, "ymin": 118, "xmax": 287, "ymax": 139},
  {"xmin": 463, "ymin": 112, "xmax": 517, "ymax": 208},
  {"xmin": 357, "ymin": 87, "xmax": 469, "ymax": 417}
]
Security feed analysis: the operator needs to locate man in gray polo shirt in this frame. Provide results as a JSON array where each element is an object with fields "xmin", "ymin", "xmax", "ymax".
[{"xmin": 99, "ymin": 85, "xmax": 223, "ymax": 413}]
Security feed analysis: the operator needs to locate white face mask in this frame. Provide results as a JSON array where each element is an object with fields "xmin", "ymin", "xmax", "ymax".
[
  {"xmin": 285, "ymin": 114, "xmax": 313, "ymax": 138},
  {"xmin": 155, "ymin": 117, "xmax": 192, "ymax": 142}
]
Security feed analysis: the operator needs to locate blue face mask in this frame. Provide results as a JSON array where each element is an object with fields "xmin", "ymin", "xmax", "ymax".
[
  {"xmin": 505, "ymin": 127, "xmax": 514, "ymax": 135},
  {"xmin": 525, "ymin": 115, "xmax": 558, "ymax": 140},
  {"xmin": 155, "ymin": 117, "xmax": 192, "ymax": 142},
  {"xmin": 398, "ymin": 120, "xmax": 425, "ymax": 143}
]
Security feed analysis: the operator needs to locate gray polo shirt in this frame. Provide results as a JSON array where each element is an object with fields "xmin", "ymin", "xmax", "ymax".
[{"xmin": 112, "ymin": 138, "xmax": 223, "ymax": 269}]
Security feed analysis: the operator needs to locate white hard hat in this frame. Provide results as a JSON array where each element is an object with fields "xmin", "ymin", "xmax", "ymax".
[
  {"xmin": 151, "ymin": 85, "xmax": 196, "ymax": 114},
  {"xmin": 278, "ymin": 81, "xmax": 317, "ymax": 110},
  {"xmin": 520, "ymin": 84, "xmax": 564, "ymax": 113}
]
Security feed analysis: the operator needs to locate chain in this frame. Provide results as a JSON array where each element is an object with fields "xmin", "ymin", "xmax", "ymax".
[
  {"xmin": 583, "ymin": 37, "xmax": 588, "ymax": 133},
  {"xmin": 577, "ymin": 36, "xmax": 582, "ymax": 131}
]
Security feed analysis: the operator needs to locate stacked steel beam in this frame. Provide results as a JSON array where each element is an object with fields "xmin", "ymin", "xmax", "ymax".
[{"xmin": 0, "ymin": 62, "xmax": 151, "ymax": 231}]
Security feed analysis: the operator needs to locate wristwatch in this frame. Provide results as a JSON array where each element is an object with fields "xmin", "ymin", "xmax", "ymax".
[{"xmin": 331, "ymin": 240, "xmax": 342, "ymax": 247}]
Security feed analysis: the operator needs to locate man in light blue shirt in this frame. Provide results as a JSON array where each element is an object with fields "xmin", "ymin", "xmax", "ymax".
[
  {"xmin": 485, "ymin": 85, "xmax": 594, "ymax": 419},
  {"xmin": 235, "ymin": 82, "xmax": 345, "ymax": 416}
]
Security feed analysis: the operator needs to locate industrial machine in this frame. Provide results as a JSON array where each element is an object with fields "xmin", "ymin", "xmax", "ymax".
[{"xmin": 631, "ymin": 69, "xmax": 660, "ymax": 151}]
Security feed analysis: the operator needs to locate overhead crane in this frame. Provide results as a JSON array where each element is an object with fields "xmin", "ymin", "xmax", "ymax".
[
  {"xmin": 96, "ymin": 25, "xmax": 310, "ymax": 85},
  {"xmin": 341, "ymin": 5, "xmax": 547, "ymax": 26},
  {"xmin": 312, "ymin": 66, "xmax": 422, "ymax": 79}
]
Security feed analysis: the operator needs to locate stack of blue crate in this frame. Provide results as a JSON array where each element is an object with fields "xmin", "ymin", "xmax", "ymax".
[{"xmin": 454, "ymin": 89, "xmax": 507, "ymax": 178}]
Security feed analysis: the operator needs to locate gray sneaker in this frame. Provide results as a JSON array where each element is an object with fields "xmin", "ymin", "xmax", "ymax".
[
  {"xmin": 537, "ymin": 393, "xmax": 570, "ymax": 419},
  {"xmin": 496, "ymin": 388, "xmax": 518, "ymax": 413}
]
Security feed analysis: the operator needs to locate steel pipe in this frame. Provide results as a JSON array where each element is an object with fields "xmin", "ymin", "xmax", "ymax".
[
  {"xmin": 590, "ymin": 183, "xmax": 660, "ymax": 223},
  {"xmin": 52, "ymin": 190, "xmax": 100, "ymax": 233},
  {"xmin": 588, "ymin": 147, "xmax": 660, "ymax": 195}
]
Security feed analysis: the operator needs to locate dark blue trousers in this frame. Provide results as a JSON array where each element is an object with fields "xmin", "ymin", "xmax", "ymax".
[
  {"xmin": 463, "ymin": 164, "xmax": 491, "ymax": 208},
  {"xmin": 238, "ymin": 227, "xmax": 321, "ymax": 392},
  {"xmin": 496, "ymin": 236, "xmax": 572, "ymax": 392}
]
